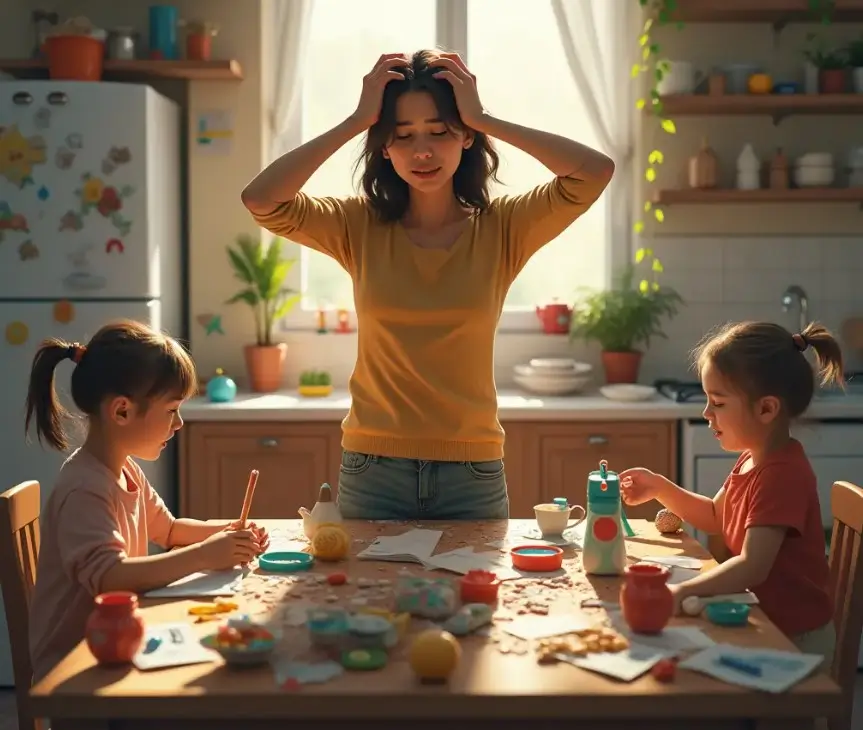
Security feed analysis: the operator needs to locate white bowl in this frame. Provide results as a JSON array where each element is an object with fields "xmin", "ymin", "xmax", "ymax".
[
  {"xmin": 599, "ymin": 384, "xmax": 658, "ymax": 402},
  {"xmin": 797, "ymin": 152, "xmax": 833, "ymax": 168},
  {"xmin": 514, "ymin": 373, "xmax": 591, "ymax": 396},
  {"xmin": 528, "ymin": 358, "xmax": 590, "ymax": 374},
  {"xmin": 793, "ymin": 165, "xmax": 834, "ymax": 187},
  {"xmin": 514, "ymin": 363, "xmax": 592, "ymax": 379}
]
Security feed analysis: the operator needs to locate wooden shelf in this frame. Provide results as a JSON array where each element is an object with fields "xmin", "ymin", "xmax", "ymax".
[
  {"xmin": 0, "ymin": 58, "xmax": 242, "ymax": 81},
  {"xmin": 653, "ymin": 188, "xmax": 863, "ymax": 205},
  {"xmin": 666, "ymin": 0, "xmax": 863, "ymax": 24},
  {"xmin": 658, "ymin": 94, "xmax": 863, "ymax": 117}
]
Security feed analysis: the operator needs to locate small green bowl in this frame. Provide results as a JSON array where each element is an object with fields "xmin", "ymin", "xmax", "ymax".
[
  {"xmin": 258, "ymin": 551, "xmax": 314, "ymax": 573},
  {"xmin": 705, "ymin": 602, "xmax": 750, "ymax": 627}
]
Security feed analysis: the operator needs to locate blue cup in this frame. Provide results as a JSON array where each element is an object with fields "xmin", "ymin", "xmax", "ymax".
[{"xmin": 148, "ymin": 5, "xmax": 179, "ymax": 60}]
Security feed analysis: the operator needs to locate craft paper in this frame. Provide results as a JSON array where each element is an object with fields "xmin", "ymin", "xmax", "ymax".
[{"xmin": 144, "ymin": 568, "xmax": 247, "ymax": 598}]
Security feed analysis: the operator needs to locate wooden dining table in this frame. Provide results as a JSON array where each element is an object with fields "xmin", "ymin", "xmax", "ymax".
[{"xmin": 30, "ymin": 518, "xmax": 842, "ymax": 730}]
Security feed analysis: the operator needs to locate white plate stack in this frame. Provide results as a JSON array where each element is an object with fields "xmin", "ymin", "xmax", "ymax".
[{"xmin": 513, "ymin": 358, "xmax": 593, "ymax": 396}]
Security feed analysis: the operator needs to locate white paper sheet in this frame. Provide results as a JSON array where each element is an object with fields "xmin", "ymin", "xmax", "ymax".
[
  {"xmin": 132, "ymin": 623, "xmax": 217, "ymax": 670},
  {"xmin": 422, "ymin": 547, "xmax": 521, "ymax": 580},
  {"xmin": 356, "ymin": 528, "xmax": 442, "ymax": 564},
  {"xmin": 611, "ymin": 621, "xmax": 716, "ymax": 655},
  {"xmin": 557, "ymin": 642, "xmax": 671, "ymax": 681},
  {"xmin": 503, "ymin": 613, "xmax": 593, "ymax": 641},
  {"xmin": 642, "ymin": 555, "xmax": 703, "ymax": 570},
  {"xmin": 144, "ymin": 568, "xmax": 247, "ymax": 598}
]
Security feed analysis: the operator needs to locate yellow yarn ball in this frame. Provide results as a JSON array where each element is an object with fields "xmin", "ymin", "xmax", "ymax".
[{"xmin": 311, "ymin": 522, "xmax": 350, "ymax": 561}]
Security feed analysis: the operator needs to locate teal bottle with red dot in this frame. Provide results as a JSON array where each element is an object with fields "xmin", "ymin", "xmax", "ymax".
[{"xmin": 582, "ymin": 459, "xmax": 627, "ymax": 576}]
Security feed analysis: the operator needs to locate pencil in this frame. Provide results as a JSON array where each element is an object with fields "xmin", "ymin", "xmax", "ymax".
[{"xmin": 239, "ymin": 469, "xmax": 259, "ymax": 528}]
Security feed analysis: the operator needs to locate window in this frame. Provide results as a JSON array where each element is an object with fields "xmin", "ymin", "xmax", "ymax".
[{"xmin": 284, "ymin": 0, "xmax": 610, "ymax": 330}]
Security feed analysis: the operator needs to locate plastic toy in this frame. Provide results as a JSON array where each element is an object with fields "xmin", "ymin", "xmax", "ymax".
[
  {"xmin": 443, "ymin": 603, "xmax": 493, "ymax": 636},
  {"xmin": 201, "ymin": 615, "xmax": 277, "ymax": 666},
  {"xmin": 458, "ymin": 570, "xmax": 500, "ymax": 604},
  {"xmin": 395, "ymin": 577, "xmax": 457, "ymax": 619},
  {"xmin": 206, "ymin": 368, "xmax": 237, "ymax": 403},
  {"xmin": 408, "ymin": 628, "xmax": 461, "ymax": 682},
  {"xmin": 582, "ymin": 459, "xmax": 630, "ymax": 576},
  {"xmin": 705, "ymin": 602, "xmax": 750, "ymax": 627}
]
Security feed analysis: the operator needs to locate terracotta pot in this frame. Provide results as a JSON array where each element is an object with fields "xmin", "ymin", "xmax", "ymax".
[
  {"xmin": 85, "ymin": 591, "xmax": 145, "ymax": 665},
  {"xmin": 819, "ymin": 68, "xmax": 847, "ymax": 94},
  {"xmin": 244, "ymin": 343, "xmax": 287, "ymax": 392},
  {"xmin": 620, "ymin": 562, "xmax": 673, "ymax": 634},
  {"xmin": 600, "ymin": 351, "xmax": 642, "ymax": 384}
]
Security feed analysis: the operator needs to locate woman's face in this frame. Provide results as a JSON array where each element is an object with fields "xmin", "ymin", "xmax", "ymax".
[{"xmin": 383, "ymin": 91, "xmax": 473, "ymax": 193}]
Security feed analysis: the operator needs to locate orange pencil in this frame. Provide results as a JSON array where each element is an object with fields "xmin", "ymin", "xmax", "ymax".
[{"xmin": 239, "ymin": 469, "xmax": 259, "ymax": 528}]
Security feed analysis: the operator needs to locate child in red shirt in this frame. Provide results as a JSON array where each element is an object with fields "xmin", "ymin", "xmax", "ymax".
[{"xmin": 620, "ymin": 321, "xmax": 843, "ymax": 663}]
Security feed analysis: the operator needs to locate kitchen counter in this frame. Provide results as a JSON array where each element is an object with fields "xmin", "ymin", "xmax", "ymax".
[{"xmin": 180, "ymin": 388, "xmax": 863, "ymax": 422}]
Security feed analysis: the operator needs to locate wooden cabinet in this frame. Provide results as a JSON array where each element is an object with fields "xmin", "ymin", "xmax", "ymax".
[{"xmin": 180, "ymin": 420, "xmax": 677, "ymax": 521}]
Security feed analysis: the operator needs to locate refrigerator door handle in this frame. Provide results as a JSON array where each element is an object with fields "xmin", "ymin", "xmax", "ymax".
[
  {"xmin": 47, "ymin": 91, "xmax": 69, "ymax": 106},
  {"xmin": 12, "ymin": 91, "xmax": 33, "ymax": 105}
]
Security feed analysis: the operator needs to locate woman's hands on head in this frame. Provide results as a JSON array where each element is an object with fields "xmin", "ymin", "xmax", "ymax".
[
  {"xmin": 351, "ymin": 53, "xmax": 408, "ymax": 129},
  {"xmin": 429, "ymin": 53, "xmax": 485, "ymax": 130}
]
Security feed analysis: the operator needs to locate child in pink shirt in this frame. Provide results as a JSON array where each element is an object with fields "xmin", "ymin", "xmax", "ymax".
[{"xmin": 25, "ymin": 320, "xmax": 269, "ymax": 682}]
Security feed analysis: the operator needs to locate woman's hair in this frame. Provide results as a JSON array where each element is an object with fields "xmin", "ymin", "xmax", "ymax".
[
  {"xmin": 691, "ymin": 320, "xmax": 845, "ymax": 418},
  {"xmin": 25, "ymin": 319, "xmax": 198, "ymax": 451},
  {"xmin": 355, "ymin": 48, "xmax": 501, "ymax": 222}
]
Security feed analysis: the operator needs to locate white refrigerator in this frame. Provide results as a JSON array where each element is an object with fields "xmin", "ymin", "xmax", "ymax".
[{"xmin": 0, "ymin": 81, "xmax": 183, "ymax": 685}]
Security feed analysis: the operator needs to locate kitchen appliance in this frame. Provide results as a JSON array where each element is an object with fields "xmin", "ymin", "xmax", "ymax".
[{"xmin": 0, "ymin": 80, "xmax": 182, "ymax": 685}]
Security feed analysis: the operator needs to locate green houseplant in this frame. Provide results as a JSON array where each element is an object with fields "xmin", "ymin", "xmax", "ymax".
[
  {"xmin": 570, "ymin": 248, "xmax": 683, "ymax": 384},
  {"xmin": 226, "ymin": 234, "xmax": 299, "ymax": 392},
  {"xmin": 804, "ymin": 34, "xmax": 849, "ymax": 93}
]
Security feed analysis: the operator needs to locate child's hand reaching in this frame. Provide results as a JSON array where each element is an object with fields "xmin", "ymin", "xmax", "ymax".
[
  {"xmin": 197, "ymin": 530, "xmax": 259, "ymax": 570},
  {"xmin": 618, "ymin": 467, "xmax": 665, "ymax": 506},
  {"xmin": 225, "ymin": 520, "xmax": 269, "ymax": 555}
]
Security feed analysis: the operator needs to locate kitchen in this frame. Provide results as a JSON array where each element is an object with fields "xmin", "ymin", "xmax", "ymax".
[{"xmin": 0, "ymin": 0, "xmax": 862, "ymax": 705}]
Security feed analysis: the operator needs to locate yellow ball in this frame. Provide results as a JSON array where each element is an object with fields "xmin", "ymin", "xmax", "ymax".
[
  {"xmin": 311, "ymin": 522, "xmax": 350, "ymax": 561},
  {"xmin": 408, "ymin": 628, "xmax": 461, "ymax": 681}
]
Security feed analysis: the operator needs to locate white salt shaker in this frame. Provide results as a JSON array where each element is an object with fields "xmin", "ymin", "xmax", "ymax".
[{"xmin": 736, "ymin": 143, "xmax": 761, "ymax": 190}]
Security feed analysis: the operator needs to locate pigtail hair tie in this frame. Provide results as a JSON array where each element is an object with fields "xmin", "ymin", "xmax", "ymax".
[
  {"xmin": 792, "ymin": 333, "xmax": 808, "ymax": 352},
  {"xmin": 66, "ymin": 343, "xmax": 86, "ymax": 364}
]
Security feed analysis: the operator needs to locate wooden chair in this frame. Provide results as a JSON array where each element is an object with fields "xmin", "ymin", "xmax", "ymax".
[
  {"xmin": 0, "ymin": 481, "xmax": 44, "ymax": 730},
  {"xmin": 827, "ymin": 480, "xmax": 863, "ymax": 730}
]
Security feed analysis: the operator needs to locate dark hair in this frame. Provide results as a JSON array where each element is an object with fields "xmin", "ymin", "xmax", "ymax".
[
  {"xmin": 25, "ymin": 319, "xmax": 198, "ymax": 451},
  {"xmin": 691, "ymin": 320, "xmax": 845, "ymax": 418},
  {"xmin": 355, "ymin": 49, "xmax": 501, "ymax": 222}
]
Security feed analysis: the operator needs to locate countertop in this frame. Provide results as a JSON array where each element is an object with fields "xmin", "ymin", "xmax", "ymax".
[{"xmin": 181, "ymin": 388, "xmax": 863, "ymax": 422}]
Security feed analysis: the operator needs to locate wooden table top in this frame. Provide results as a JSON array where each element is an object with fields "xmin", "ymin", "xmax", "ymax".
[{"xmin": 30, "ymin": 519, "xmax": 842, "ymax": 722}]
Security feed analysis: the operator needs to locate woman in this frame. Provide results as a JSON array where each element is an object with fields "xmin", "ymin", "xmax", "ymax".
[{"xmin": 242, "ymin": 50, "xmax": 614, "ymax": 521}]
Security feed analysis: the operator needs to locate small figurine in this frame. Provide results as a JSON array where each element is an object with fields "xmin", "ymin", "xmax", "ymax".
[
  {"xmin": 335, "ymin": 309, "xmax": 353, "ymax": 333},
  {"xmin": 316, "ymin": 308, "xmax": 328, "ymax": 333},
  {"xmin": 206, "ymin": 368, "xmax": 237, "ymax": 403}
]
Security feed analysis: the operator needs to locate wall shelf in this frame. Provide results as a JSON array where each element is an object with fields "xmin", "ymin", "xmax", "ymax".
[
  {"xmin": 657, "ymin": 94, "xmax": 863, "ymax": 117},
  {"xmin": 0, "ymin": 58, "xmax": 243, "ymax": 81},
  {"xmin": 666, "ymin": 0, "xmax": 863, "ymax": 24},
  {"xmin": 653, "ymin": 188, "xmax": 863, "ymax": 205}
]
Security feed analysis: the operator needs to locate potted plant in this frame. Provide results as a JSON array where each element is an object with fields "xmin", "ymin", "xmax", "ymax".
[
  {"xmin": 225, "ymin": 234, "xmax": 299, "ymax": 392},
  {"xmin": 569, "ymin": 248, "xmax": 683, "ymax": 384},
  {"xmin": 847, "ymin": 36, "xmax": 863, "ymax": 93},
  {"xmin": 804, "ymin": 35, "xmax": 848, "ymax": 93}
]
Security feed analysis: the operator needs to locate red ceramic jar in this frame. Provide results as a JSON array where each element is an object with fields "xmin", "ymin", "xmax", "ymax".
[
  {"xmin": 85, "ymin": 591, "xmax": 145, "ymax": 665},
  {"xmin": 620, "ymin": 562, "xmax": 673, "ymax": 634}
]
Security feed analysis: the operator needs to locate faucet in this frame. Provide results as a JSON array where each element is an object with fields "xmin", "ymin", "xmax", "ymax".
[{"xmin": 781, "ymin": 285, "xmax": 809, "ymax": 333}]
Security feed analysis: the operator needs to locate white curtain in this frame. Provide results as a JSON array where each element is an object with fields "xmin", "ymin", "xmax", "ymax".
[
  {"xmin": 268, "ymin": 0, "xmax": 313, "ymax": 161},
  {"xmin": 551, "ymin": 0, "xmax": 639, "ymax": 281}
]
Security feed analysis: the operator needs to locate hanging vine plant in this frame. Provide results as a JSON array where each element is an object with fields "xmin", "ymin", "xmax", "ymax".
[{"xmin": 632, "ymin": 0, "xmax": 683, "ymax": 238}]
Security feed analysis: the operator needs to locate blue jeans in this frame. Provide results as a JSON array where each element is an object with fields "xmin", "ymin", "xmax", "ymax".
[{"xmin": 337, "ymin": 450, "xmax": 510, "ymax": 520}]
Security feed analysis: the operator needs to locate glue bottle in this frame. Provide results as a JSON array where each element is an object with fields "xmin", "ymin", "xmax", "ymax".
[{"xmin": 581, "ymin": 459, "xmax": 627, "ymax": 576}]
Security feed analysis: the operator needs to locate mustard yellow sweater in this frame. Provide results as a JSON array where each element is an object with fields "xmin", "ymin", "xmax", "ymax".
[{"xmin": 252, "ymin": 175, "xmax": 605, "ymax": 461}]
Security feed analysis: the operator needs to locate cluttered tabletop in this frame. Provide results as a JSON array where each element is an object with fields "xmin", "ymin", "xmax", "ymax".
[{"xmin": 31, "ymin": 516, "xmax": 841, "ymax": 730}]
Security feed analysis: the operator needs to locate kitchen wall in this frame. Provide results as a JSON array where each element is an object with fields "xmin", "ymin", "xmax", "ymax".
[{"xmin": 2, "ymin": 2, "xmax": 860, "ymax": 387}]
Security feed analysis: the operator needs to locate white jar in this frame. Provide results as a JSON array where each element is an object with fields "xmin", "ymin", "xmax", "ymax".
[{"xmin": 736, "ymin": 170, "xmax": 761, "ymax": 190}]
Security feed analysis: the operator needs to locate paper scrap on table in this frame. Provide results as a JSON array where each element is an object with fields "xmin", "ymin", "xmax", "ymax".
[
  {"xmin": 503, "ymin": 612, "xmax": 593, "ymax": 641},
  {"xmin": 133, "ymin": 623, "xmax": 217, "ymax": 670},
  {"xmin": 488, "ymin": 521, "xmax": 586, "ymax": 549},
  {"xmin": 272, "ymin": 658, "xmax": 344, "ymax": 685},
  {"xmin": 144, "ymin": 568, "xmax": 247, "ymax": 598},
  {"xmin": 608, "ymin": 615, "xmax": 715, "ymax": 655},
  {"xmin": 679, "ymin": 643, "xmax": 824, "ymax": 693},
  {"xmin": 642, "ymin": 555, "xmax": 703, "ymax": 571},
  {"xmin": 356, "ymin": 528, "xmax": 442, "ymax": 563},
  {"xmin": 422, "ymin": 547, "xmax": 521, "ymax": 580},
  {"xmin": 557, "ymin": 642, "xmax": 671, "ymax": 682}
]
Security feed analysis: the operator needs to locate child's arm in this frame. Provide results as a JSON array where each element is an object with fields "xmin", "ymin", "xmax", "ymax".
[
  {"xmin": 673, "ymin": 526, "xmax": 786, "ymax": 599},
  {"xmin": 167, "ymin": 518, "xmax": 231, "ymax": 546},
  {"xmin": 655, "ymin": 478, "xmax": 726, "ymax": 535}
]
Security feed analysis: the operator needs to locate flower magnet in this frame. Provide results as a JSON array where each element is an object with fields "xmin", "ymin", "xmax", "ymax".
[
  {"xmin": 74, "ymin": 172, "xmax": 135, "ymax": 236},
  {"xmin": 0, "ymin": 126, "xmax": 46, "ymax": 187}
]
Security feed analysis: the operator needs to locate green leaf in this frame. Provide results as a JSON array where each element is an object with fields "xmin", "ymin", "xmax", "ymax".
[
  {"xmin": 225, "ymin": 289, "xmax": 259, "ymax": 306},
  {"xmin": 645, "ymin": 168, "xmax": 656, "ymax": 182},
  {"xmin": 661, "ymin": 119, "xmax": 677, "ymax": 134},
  {"xmin": 633, "ymin": 221, "xmax": 645, "ymax": 234},
  {"xmin": 652, "ymin": 281, "xmax": 660, "ymax": 292},
  {"xmin": 652, "ymin": 258, "xmax": 664, "ymax": 272},
  {"xmin": 635, "ymin": 248, "xmax": 646, "ymax": 263},
  {"xmin": 648, "ymin": 150, "xmax": 664, "ymax": 165},
  {"xmin": 644, "ymin": 201, "xmax": 652, "ymax": 212},
  {"xmin": 642, "ymin": 47, "xmax": 651, "ymax": 61},
  {"xmin": 636, "ymin": 98, "xmax": 646, "ymax": 110},
  {"xmin": 645, "ymin": 247, "xmax": 654, "ymax": 257},
  {"xmin": 655, "ymin": 209, "xmax": 665, "ymax": 223},
  {"xmin": 631, "ymin": 64, "xmax": 642, "ymax": 79},
  {"xmin": 642, "ymin": 17, "xmax": 653, "ymax": 32},
  {"xmin": 639, "ymin": 34, "xmax": 649, "ymax": 47},
  {"xmin": 649, "ymin": 43, "xmax": 660, "ymax": 55},
  {"xmin": 639, "ymin": 279, "xmax": 650, "ymax": 294},
  {"xmin": 272, "ymin": 291, "xmax": 301, "ymax": 320}
]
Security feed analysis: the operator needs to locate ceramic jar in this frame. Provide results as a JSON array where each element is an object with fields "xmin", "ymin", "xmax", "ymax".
[
  {"xmin": 688, "ymin": 137, "xmax": 719, "ymax": 189},
  {"xmin": 85, "ymin": 591, "xmax": 145, "ymax": 665},
  {"xmin": 620, "ymin": 562, "xmax": 673, "ymax": 634}
]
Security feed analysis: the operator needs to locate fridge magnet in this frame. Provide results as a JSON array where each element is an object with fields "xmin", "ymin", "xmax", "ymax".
[
  {"xmin": 75, "ymin": 174, "xmax": 135, "ymax": 235},
  {"xmin": 33, "ymin": 107, "xmax": 51, "ymax": 130},
  {"xmin": 0, "ymin": 201, "xmax": 29, "ymax": 242},
  {"xmin": 18, "ymin": 240, "xmax": 39, "ymax": 261},
  {"xmin": 105, "ymin": 238, "xmax": 125, "ymax": 254},
  {"xmin": 0, "ymin": 126, "xmax": 47, "ymax": 187},
  {"xmin": 37, "ymin": 185, "xmax": 50, "ymax": 202},
  {"xmin": 195, "ymin": 110, "xmax": 234, "ymax": 155},
  {"xmin": 53, "ymin": 300, "xmax": 75, "ymax": 324},
  {"xmin": 108, "ymin": 146, "xmax": 131, "ymax": 164},
  {"xmin": 63, "ymin": 245, "xmax": 107, "ymax": 292},
  {"xmin": 101, "ymin": 160, "xmax": 115, "ymax": 176},
  {"xmin": 66, "ymin": 133, "xmax": 83, "ymax": 150},
  {"xmin": 55, "ymin": 147, "xmax": 75, "ymax": 170},
  {"xmin": 59, "ymin": 210, "xmax": 83, "ymax": 232},
  {"xmin": 5, "ymin": 321, "xmax": 29, "ymax": 346},
  {"xmin": 196, "ymin": 313, "xmax": 225, "ymax": 336}
]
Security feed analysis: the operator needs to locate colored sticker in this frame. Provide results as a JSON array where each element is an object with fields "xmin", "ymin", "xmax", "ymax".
[
  {"xmin": 66, "ymin": 133, "xmax": 83, "ymax": 150},
  {"xmin": 105, "ymin": 238, "xmax": 124, "ymax": 254},
  {"xmin": 64, "ymin": 246, "xmax": 107, "ymax": 292},
  {"xmin": 59, "ymin": 210, "xmax": 83, "ymax": 232},
  {"xmin": 37, "ymin": 185, "xmax": 49, "ymax": 201},
  {"xmin": 0, "ymin": 201, "xmax": 30, "ymax": 242},
  {"xmin": 74, "ymin": 173, "xmax": 134, "ymax": 235},
  {"xmin": 18, "ymin": 240, "xmax": 38, "ymax": 261},
  {"xmin": 34, "ymin": 107, "xmax": 51, "ymax": 129},
  {"xmin": 197, "ymin": 313, "xmax": 225, "ymax": 336},
  {"xmin": 108, "ymin": 146, "xmax": 131, "ymax": 164},
  {"xmin": 55, "ymin": 147, "xmax": 75, "ymax": 170},
  {"xmin": 5, "ymin": 321, "xmax": 28, "ymax": 346},
  {"xmin": 0, "ymin": 126, "xmax": 46, "ymax": 187},
  {"xmin": 54, "ymin": 300, "xmax": 75, "ymax": 324}
]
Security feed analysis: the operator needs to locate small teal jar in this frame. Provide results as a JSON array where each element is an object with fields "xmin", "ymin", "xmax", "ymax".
[{"xmin": 206, "ymin": 368, "xmax": 237, "ymax": 403}]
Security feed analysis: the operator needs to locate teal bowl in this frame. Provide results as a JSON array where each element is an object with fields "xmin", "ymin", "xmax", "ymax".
[
  {"xmin": 705, "ymin": 602, "xmax": 750, "ymax": 627},
  {"xmin": 258, "ymin": 551, "xmax": 314, "ymax": 573}
]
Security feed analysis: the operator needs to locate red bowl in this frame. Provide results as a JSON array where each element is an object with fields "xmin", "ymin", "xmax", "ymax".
[{"xmin": 510, "ymin": 545, "xmax": 564, "ymax": 572}]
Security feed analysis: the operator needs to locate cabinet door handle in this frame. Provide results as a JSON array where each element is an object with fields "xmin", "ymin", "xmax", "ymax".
[
  {"xmin": 258, "ymin": 437, "xmax": 279, "ymax": 448},
  {"xmin": 587, "ymin": 435, "xmax": 608, "ymax": 446}
]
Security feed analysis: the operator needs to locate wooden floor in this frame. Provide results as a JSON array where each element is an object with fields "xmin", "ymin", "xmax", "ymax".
[{"xmin": 0, "ymin": 674, "xmax": 861, "ymax": 728}]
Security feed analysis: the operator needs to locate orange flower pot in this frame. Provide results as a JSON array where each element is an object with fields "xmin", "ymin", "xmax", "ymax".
[
  {"xmin": 46, "ymin": 35, "xmax": 104, "ymax": 81},
  {"xmin": 244, "ymin": 343, "xmax": 287, "ymax": 392}
]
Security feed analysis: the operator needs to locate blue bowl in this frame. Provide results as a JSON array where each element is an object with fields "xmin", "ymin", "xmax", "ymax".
[
  {"xmin": 258, "ymin": 551, "xmax": 314, "ymax": 573},
  {"xmin": 705, "ymin": 602, "xmax": 750, "ymax": 627}
]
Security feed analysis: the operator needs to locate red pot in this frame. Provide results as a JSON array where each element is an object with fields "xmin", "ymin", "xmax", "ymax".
[
  {"xmin": 85, "ymin": 591, "xmax": 145, "ymax": 665},
  {"xmin": 601, "ymin": 350, "xmax": 642, "ymax": 384},
  {"xmin": 819, "ymin": 69, "xmax": 846, "ymax": 94},
  {"xmin": 620, "ymin": 562, "xmax": 673, "ymax": 634}
]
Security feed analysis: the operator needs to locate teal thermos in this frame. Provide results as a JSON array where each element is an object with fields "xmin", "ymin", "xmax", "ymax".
[{"xmin": 581, "ymin": 459, "xmax": 627, "ymax": 576}]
